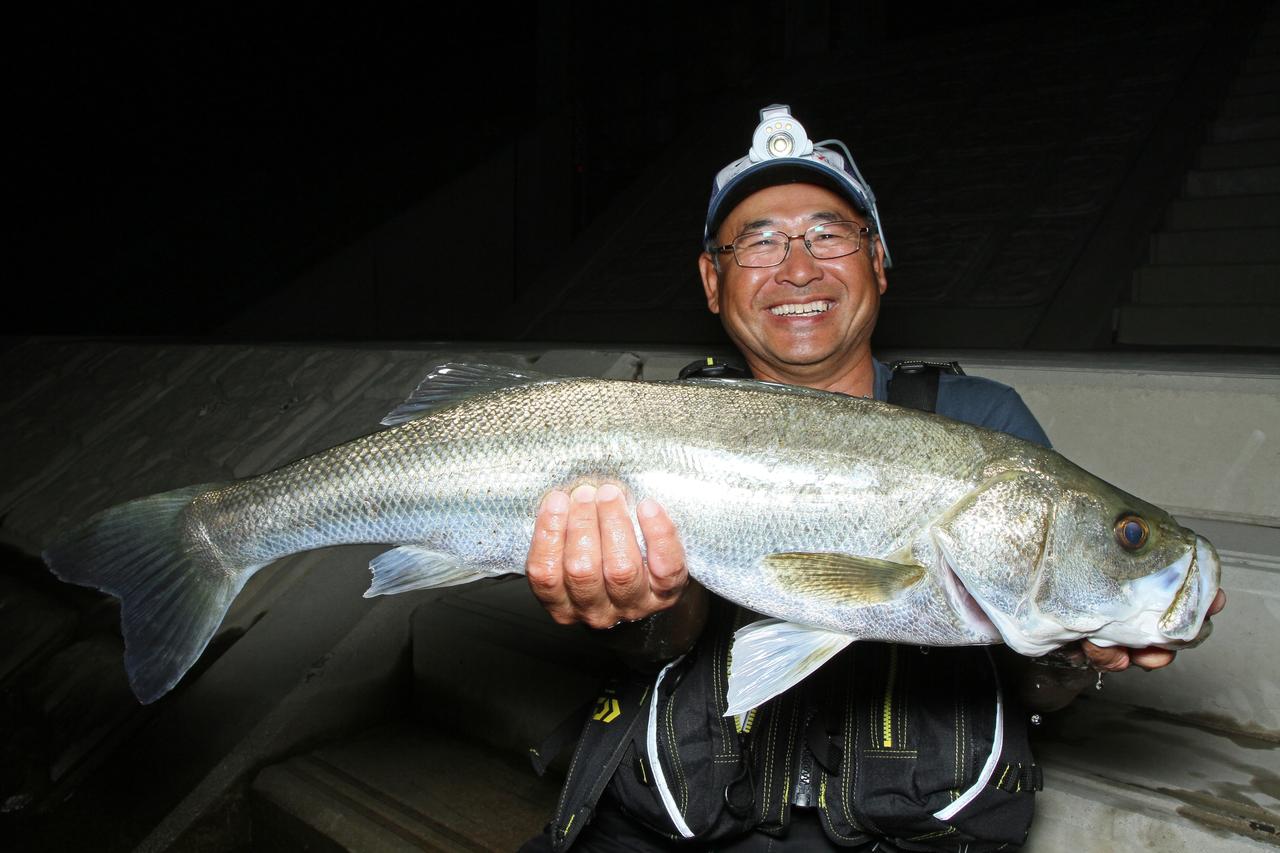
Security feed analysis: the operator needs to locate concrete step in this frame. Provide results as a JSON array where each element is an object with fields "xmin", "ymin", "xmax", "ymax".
[
  {"xmin": 1150, "ymin": 227, "xmax": 1280, "ymax": 264},
  {"xmin": 1167, "ymin": 193, "xmax": 1280, "ymax": 229},
  {"xmin": 1115, "ymin": 303, "xmax": 1280, "ymax": 347},
  {"xmin": 1184, "ymin": 166, "xmax": 1280, "ymax": 197},
  {"xmin": 1197, "ymin": 138, "xmax": 1280, "ymax": 170},
  {"xmin": 1210, "ymin": 114, "xmax": 1280, "ymax": 142},
  {"xmin": 1233, "ymin": 70, "xmax": 1280, "ymax": 96},
  {"xmin": 1242, "ymin": 52, "xmax": 1280, "ymax": 75},
  {"xmin": 251, "ymin": 725, "xmax": 561, "ymax": 852},
  {"xmin": 1165, "ymin": 194, "xmax": 1280, "ymax": 229},
  {"xmin": 1220, "ymin": 91, "xmax": 1280, "ymax": 118},
  {"xmin": 1253, "ymin": 35, "xmax": 1280, "ymax": 57},
  {"xmin": 1132, "ymin": 263, "xmax": 1280, "ymax": 303}
]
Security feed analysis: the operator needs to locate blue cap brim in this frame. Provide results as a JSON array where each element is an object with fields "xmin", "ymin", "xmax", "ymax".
[{"xmin": 704, "ymin": 159, "xmax": 872, "ymax": 242}]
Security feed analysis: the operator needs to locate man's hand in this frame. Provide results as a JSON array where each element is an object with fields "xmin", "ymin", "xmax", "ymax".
[
  {"xmin": 526, "ymin": 484, "xmax": 690, "ymax": 629},
  {"xmin": 1080, "ymin": 587, "xmax": 1228, "ymax": 672}
]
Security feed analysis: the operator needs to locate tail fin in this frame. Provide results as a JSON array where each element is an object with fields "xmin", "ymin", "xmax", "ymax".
[{"xmin": 43, "ymin": 484, "xmax": 251, "ymax": 704}]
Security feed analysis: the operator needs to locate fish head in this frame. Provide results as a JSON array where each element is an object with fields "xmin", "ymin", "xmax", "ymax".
[{"xmin": 933, "ymin": 463, "xmax": 1221, "ymax": 657}]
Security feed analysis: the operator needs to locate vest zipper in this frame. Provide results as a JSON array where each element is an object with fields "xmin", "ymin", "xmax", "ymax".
[{"xmin": 881, "ymin": 645, "xmax": 899, "ymax": 748}]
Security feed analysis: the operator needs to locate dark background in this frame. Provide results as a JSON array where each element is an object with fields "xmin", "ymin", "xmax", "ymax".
[{"xmin": 9, "ymin": 1, "xmax": 1133, "ymax": 339}]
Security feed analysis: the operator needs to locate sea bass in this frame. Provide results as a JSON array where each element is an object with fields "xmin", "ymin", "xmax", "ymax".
[{"xmin": 43, "ymin": 364, "xmax": 1220, "ymax": 714}]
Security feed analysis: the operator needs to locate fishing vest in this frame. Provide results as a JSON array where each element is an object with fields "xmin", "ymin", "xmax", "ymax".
[{"xmin": 535, "ymin": 360, "xmax": 1042, "ymax": 852}]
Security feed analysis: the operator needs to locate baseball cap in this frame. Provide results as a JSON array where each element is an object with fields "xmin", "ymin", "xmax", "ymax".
[{"xmin": 704, "ymin": 104, "xmax": 891, "ymax": 267}]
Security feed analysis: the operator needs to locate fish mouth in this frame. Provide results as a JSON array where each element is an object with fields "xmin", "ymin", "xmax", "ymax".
[
  {"xmin": 1158, "ymin": 535, "xmax": 1220, "ymax": 646},
  {"xmin": 768, "ymin": 299, "xmax": 835, "ymax": 317}
]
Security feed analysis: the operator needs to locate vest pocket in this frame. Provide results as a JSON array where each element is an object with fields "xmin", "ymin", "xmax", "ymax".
[{"xmin": 817, "ymin": 644, "xmax": 1038, "ymax": 851}]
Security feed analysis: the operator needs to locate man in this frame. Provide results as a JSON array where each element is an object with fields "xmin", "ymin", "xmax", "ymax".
[{"xmin": 521, "ymin": 105, "xmax": 1225, "ymax": 851}]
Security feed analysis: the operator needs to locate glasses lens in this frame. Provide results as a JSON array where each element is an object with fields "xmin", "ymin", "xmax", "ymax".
[
  {"xmin": 806, "ymin": 221, "xmax": 862, "ymax": 259},
  {"xmin": 733, "ymin": 231, "xmax": 788, "ymax": 267}
]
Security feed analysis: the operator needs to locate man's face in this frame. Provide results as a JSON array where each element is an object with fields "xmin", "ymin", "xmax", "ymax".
[{"xmin": 698, "ymin": 182, "xmax": 888, "ymax": 382}]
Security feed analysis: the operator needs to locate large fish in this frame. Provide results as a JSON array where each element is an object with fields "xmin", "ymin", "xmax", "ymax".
[{"xmin": 43, "ymin": 364, "xmax": 1220, "ymax": 714}]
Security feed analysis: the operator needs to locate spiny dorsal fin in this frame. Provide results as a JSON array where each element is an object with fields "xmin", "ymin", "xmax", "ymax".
[{"xmin": 380, "ymin": 363, "xmax": 560, "ymax": 426}]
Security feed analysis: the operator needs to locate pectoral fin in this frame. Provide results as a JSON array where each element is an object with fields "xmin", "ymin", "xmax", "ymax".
[
  {"xmin": 761, "ymin": 551, "xmax": 926, "ymax": 605},
  {"xmin": 725, "ymin": 619, "xmax": 855, "ymax": 717}
]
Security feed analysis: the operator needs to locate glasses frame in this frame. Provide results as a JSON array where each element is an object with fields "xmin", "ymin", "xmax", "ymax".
[{"xmin": 710, "ymin": 221, "xmax": 871, "ymax": 269}]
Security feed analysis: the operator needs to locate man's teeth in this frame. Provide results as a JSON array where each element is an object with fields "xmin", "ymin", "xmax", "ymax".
[{"xmin": 770, "ymin": 300, "xmax": 833, "ymax": 317}]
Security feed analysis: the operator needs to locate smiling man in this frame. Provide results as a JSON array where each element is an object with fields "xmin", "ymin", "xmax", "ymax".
[
  {"xmin": 520, "ymin": 105, "xmax": 1224, "ymax": 852},
  {"xmin": 699, "ymin": 182, "xmax": 884, "ymax": 395}
]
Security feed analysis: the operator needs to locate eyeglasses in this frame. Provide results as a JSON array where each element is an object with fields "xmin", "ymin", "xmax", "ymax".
[{"xmin": 710, "ymin": 221, "xmax": 871, "ymax": 268}]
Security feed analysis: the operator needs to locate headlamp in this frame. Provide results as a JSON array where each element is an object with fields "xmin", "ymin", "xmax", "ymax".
[
  {"xmin": 750, "ymin": 105, "xmax": 814, "ymax": 163},
  {"xmin": 705, "ymin": 104, "xmax": 892, "ymax": 267}
]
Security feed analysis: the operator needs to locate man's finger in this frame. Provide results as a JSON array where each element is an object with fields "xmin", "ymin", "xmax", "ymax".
[
  {"xmin": 596, "ymin": 483, "xmax": 647, "ymax": 612},
  {"xmin": 638, "ymin": 498, "xmax": 688, "ymax": 600},
  {"xmin": 526, "ymin": 490, "xmax": 572, "ymax": 619},
  {"xmin": 1081, "ymin": 641, "xmax": 1130, "ymax": 672},
  {"xmin": 1130, "ymin": 647, "xmax": 1176, "ymax": 671},
  {"xmin": 1209, "ymin": 588, "xmax": 1227, "ymax": 616},
  {"xmin": 562, "ymin": 484, "xmax": 611, "ymax": 624}
]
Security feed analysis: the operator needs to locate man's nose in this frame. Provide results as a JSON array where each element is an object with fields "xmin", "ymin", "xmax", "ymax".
[{"xmin": 775, "ymin": 235, "xmax": 821, "ymax": 286}]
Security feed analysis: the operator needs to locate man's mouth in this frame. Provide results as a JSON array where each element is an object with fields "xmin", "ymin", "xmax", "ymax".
[{"xmin": 769, "ymin": 300, "xmax": 834, "ymax": 317}]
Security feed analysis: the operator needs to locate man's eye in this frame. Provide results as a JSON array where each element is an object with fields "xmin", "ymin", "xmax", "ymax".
[
  {"xmin": 812, "ymin": 224, "xmax": 856, "ymax": 239},
  {"xmin": 743, "ymin": 234, "xmax": 783, "ymax": 249}
]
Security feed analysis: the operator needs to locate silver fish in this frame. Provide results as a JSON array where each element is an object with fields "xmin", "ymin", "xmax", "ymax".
[{"xmin": 43, "ymin": 364, "xmax": 1220, "ymax": 713}]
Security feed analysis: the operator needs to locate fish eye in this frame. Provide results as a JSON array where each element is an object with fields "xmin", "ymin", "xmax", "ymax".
[{"xmin": 1114, "ymin": 515, "xmax": 1149, "ymax": 550}]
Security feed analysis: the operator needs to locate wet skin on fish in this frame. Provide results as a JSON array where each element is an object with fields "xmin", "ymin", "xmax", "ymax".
[{"xmin": 43, "ymin": 364, "xmax": 1221, "ymax": 713}]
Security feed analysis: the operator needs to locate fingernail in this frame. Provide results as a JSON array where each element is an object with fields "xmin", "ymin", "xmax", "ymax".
[
  {"xmin": 637, "ymin": 499, "xmax": 659, "ymax": 518},
  {"xmin": 596, "ymin": 483, "xmax": 620, "ymax": 502},
  {"xmin": 571, "ymin": 484, "xmax": 596, "ymax": 503},
  {"xmin": 542, "ymin": 491, "xmax": 569, "ymax": 513}
]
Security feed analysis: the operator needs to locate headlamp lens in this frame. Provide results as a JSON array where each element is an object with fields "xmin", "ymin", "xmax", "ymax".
[{"xmin": 767, "ymin": 132, "xmax": 794, "ymax": 157}]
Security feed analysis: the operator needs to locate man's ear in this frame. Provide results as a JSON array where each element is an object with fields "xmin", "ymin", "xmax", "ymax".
[
  {"xmin": 871, "ymin": 236, "xmax": 888, "ymax": 296},
  {"xmin": 698, "ymin": 252, "xmax": 722, "ymax": 315}
]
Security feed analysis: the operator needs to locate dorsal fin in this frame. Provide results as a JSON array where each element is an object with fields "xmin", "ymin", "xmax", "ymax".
[{"xmin": 380, "ymin": 362, "xmax": 560, "ymax": 426}]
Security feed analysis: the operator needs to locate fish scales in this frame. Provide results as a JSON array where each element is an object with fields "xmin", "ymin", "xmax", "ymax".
[
  {"xmin": 42, "ymin": 368, "xmax": 1220, "ymax": 707},
  {"xmin": 182, "ymin": 380, "xmax": 1000, "ymax": 638}
]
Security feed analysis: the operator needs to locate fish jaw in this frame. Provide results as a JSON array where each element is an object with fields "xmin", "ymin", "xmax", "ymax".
[
  {"xmin": 1087, "ymin": 535, "xmax": 1220, "ymax": 650},
  {"xmin": 985, "ymin": 536, "xmax": 1219, "ymax": 655},
  {"xmin": 1157, "ymin": 535, "xmax": 1220, "ymax": 645}
]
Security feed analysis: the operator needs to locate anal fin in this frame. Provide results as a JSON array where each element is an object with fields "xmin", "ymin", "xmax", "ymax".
[{"xmin": 364, "ymin": 546, "xmax": 491, "ymax": 597}]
